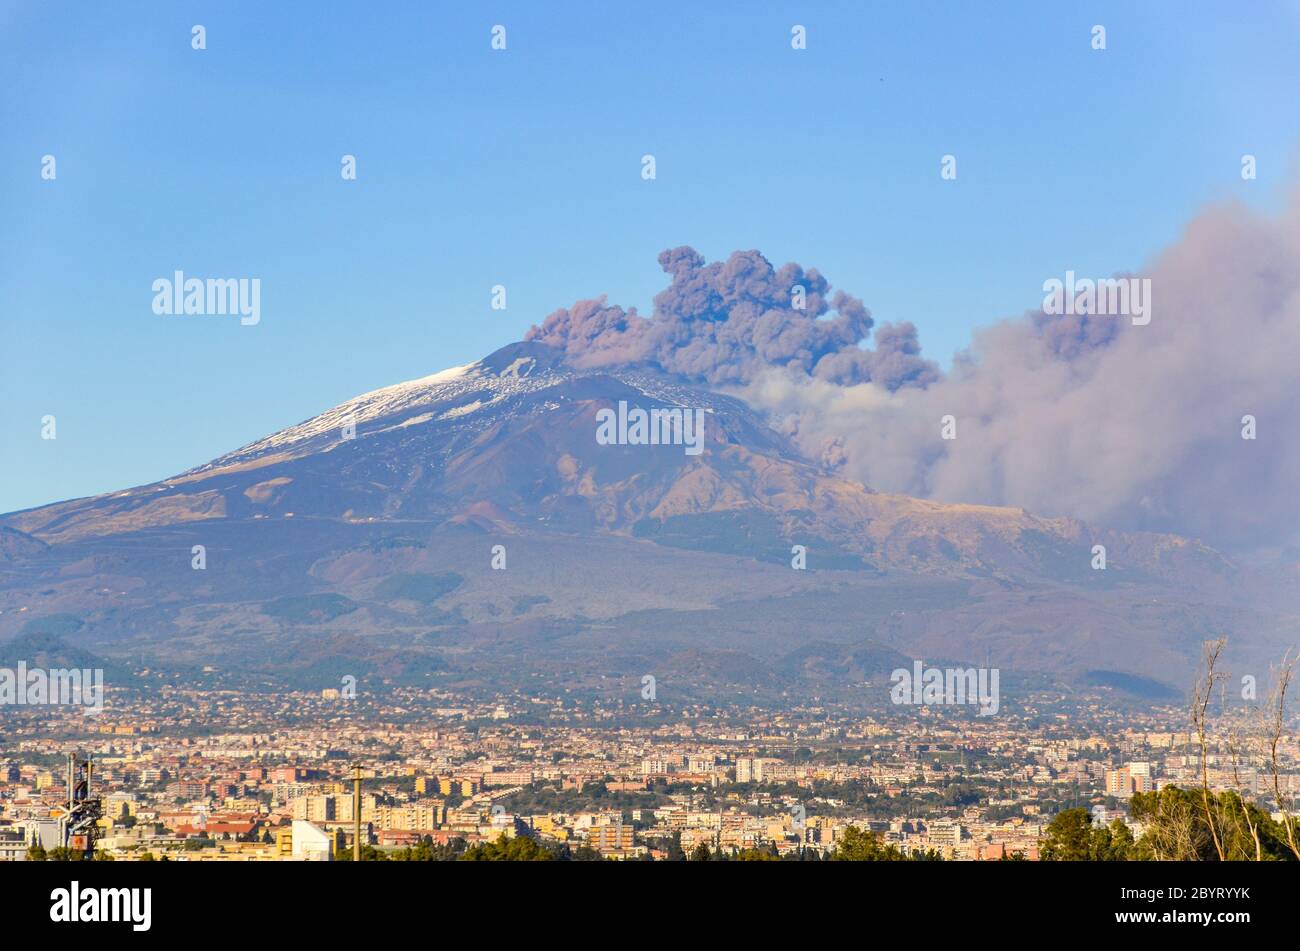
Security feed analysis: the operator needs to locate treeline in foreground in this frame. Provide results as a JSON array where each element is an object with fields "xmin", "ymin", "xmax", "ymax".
[
  {"xmin": 1041, "ymin": 786, "xmax": 1300, "ymax": 861},
  {"xmin": 330, "ymin": 825, "xmax": 941, "ymax": 862}
]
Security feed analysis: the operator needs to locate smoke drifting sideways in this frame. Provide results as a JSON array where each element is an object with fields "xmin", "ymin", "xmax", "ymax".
[{"xmin": 526, "ymin": 199, "xmax": 1300, "ymax": 552}]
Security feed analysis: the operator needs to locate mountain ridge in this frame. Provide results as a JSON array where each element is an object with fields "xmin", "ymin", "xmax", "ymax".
[
  {"xmin": 1, "ymin": 340, "xmax": 1292, "ymax": 698},
  {"xmin": 0, "ymin": 341, "xmax": 1230, "ymax": 583}
]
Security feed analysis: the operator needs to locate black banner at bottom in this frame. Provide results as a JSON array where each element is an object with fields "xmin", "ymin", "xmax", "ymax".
[{"xmin": 1, "ymin": 859, "xmax": 1275, "ymax": 938}]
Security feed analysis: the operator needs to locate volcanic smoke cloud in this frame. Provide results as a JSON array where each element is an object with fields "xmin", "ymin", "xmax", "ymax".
[
  {"xmin": 526, "ymin": 246, "xmax": 939, "ymax": 390},
  {"xmin": 527, "ymin": 197, "xmax": 1300, "ymax": 551}
]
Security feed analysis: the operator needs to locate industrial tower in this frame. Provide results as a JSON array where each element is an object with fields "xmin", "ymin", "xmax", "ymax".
[{"xmin": 64, "ymin": 751, "xmax": 103, "ymax": 859}]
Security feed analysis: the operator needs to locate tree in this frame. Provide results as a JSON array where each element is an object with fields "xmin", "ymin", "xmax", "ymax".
[
  {"xmin": 1094, "ymin": 819, "xmax": 1135, "ymax": 861},
  {"xmin": 1190, "ymin": 638, "xmax": 1228, "ymax": 860},
  {"xmin": 1130, "ymin": 787, "xmax": 1296, "ymax": 862},
  {"xmin": 1039, "ymin": 809, "xmax": 1093, "ymax": 861},
  {"xmin": 830, "ymin": 825, "xmax": 919, "ymax": 861},
  {"xmin": 1177, "ymin": 638, "xmax": 1300, "ymax": 861},
  {"xmin": 336, "ymin": 844, "xmax": 386, "ymax": 862},
  {"xmin": 1039, "ymin": 809, "xmax": 1134, "ymax": 861},
  {"xmin": 460, "ymin": 833, "xmax": 553, "ymax": 862},
  {"xmin": 1264, "ymin": 651, "xmax": 1300, "ymax": 859},
  {"xmin": 666, "ymin": 832, "xmax": 685, "ymax": 862}
]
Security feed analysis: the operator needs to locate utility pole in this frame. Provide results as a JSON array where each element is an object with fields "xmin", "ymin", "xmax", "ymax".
[{"xmin": 352, "ymin": 763, "xmax": 362, "ymax": 861}]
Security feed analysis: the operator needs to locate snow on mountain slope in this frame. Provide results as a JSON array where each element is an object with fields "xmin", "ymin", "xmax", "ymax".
[
  {"xmin": 195, "ymin": 360, "xmax": 504, "ymax": 472},
  {"xmin": 0, "ymin": 340, "xmax": 1235, "ymax": 599},
  {"xmin": 192, "ymin": 342, "xmax": 764, "ymax": 475}
]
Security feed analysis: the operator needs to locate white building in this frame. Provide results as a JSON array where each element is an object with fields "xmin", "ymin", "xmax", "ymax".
[{"xmin": 290, "ymin": 820, "xmax": 333, "ymax": 861}]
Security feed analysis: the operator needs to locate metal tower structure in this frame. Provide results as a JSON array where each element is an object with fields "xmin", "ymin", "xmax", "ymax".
[{"xmin": 64, "ymin": 751, "xmax": 103, "ymax": 859}]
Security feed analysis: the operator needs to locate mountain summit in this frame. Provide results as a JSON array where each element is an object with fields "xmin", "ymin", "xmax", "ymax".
[{"xmin": 0, "ymin": 342, "xmax": 1286, "ymax": 698}]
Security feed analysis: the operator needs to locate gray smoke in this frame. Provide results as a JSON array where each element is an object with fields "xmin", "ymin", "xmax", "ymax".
[
  {"xmin": 526, "ymin": 246, "xmax": 939, "ymax": 390},
  {"xmin": 740, "ymin": 196, "xmax": 1300, "ymax": 550},
  {"xmin": 526, "ymin": 198, "xmax": 1300, "ymax": 550}
]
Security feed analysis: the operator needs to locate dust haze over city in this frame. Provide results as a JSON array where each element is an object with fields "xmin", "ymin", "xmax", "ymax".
[{"xmin": 1, "ymin": 1, "xmax": 1299, "ymax": 926}]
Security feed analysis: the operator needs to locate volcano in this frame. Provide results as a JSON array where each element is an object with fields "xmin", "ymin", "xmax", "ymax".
[{"xmin": 0, "ymin": 341, "xmax": 1292, "ymax": 702}]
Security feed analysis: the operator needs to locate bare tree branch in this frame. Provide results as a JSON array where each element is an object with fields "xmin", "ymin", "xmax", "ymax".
[
  {"xmin": 1267, "ymin": 651, "xmax": 1300, "ymax": 860},
  {"xmin": 1191, "ymin": 638, "xmax": 1227, "ymax": 861}
]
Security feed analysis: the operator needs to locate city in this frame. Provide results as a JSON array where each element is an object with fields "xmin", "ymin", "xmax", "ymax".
[{"xmin": 3, "ymin": 679, "xmax": 1296, "ymax": 862}]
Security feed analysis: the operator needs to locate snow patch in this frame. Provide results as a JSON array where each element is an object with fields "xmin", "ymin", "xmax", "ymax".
[{"xmin": 439, "ymin": 400, "xmax": 485, "ymax": 420}]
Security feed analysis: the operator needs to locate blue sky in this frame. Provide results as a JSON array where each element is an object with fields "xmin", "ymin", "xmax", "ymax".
[{"xmin": 2, "ymin": 1, "xmax": 1297, "ymax": 514}]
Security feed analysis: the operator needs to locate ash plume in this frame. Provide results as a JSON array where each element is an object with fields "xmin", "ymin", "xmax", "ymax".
[
  {"xmin": 526, "ymin": 246, "xmax": 939, "ymax": 390},
  {"xmin": 526, "ymin": 196, "xmax": 1300, "ymax": 550},
  {"xmin": 742, "ymin": 196, "xmax": 1300, "ymax": 550}
]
